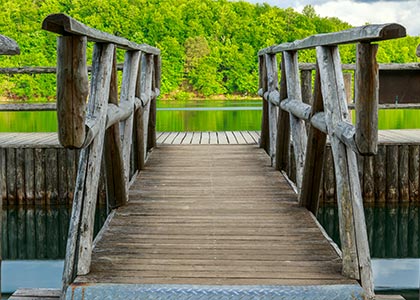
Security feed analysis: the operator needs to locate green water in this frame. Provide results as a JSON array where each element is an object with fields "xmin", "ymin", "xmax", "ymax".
[{"xmin": 0, "ymin": 100, "xmax": 420, "ymax": 132}]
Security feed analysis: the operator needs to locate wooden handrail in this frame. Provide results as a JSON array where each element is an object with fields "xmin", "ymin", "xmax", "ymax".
[
  {"xmin": 258, "ymin": 23, "xmax": 407, "ymax": 300},
  {"xmin": 259, "ymin": 23, "xmax": 406, "ymax": 55},
  {"xmin": 42, "ymin": 13, "xmax": 160, "ymax": 55},
  {"xmin": 41, "ymin": 14, "xmax": 161, "ymax": 299}
]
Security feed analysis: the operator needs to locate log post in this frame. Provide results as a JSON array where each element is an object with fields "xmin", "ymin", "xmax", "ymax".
[
  {"xmin": 104, "ymin": 49, "xmax": 127, "ymax": 208},
  {"xmin": 355, "ymin": 43, "xmax": 378, "ymax": 155},
  {"xmin": 265, "ymin": 54, "xmax": 279, "ymax": 165},
  {"xmin": 299, "ymin": 66, "xmax": 327, "ymax": 214},
  {"xmin": 259, "ymin": 55, "xmax": 269, "ymax": 152},
  {"xmin": 56, "ymin": 35, "xmax": 89, "ymax": 148},
  {"xmin": 275, "ymin": 53, "xmax": 290, "ymax": 172},
  {"xmin": 283, "ymin": 50, "xmax": 307, "ymax": 192},
  {"xmin": 147, "ymin": 55, "xmax": 161, "ymax": 151}
]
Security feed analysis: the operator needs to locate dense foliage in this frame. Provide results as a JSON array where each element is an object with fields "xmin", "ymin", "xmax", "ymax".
[{"xmin": 0, "ymin": 0, "xmax": 419, "ymax": 100}]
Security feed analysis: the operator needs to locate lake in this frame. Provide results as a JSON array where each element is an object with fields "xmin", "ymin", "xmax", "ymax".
[
  {"xmin": 1, "ymin": 99, "xmax": 420, "ymax": 132},
  {"xmin": 1, "ymin": 99, "xmax": 419, "ymax": 299}
]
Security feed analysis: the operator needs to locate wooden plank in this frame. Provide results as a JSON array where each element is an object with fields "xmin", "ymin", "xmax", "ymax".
[
  {"xmin": 355, "ymin": 43, "xmax": 378, "ymax": 155},
  {"xmin": 182, "ymin": 132, "xmax": 193, "ymax": 144},
  {"xmin": 232, "ymin": 131, "xmax": 246, "ymax": 144},
  {"xmin": 172, "ymin": 132, "xmax": 186, "ymax": 144},
  {"xmin": 34, "ymin": 149, "xmax": 45, "ymax": 206},
  {"xmin": 259, "ymin": 23, "xmax": 405, "ymax": 55},
  {"xmin": 6, "ymin": 148, "xmax": 16, "ymax": 205},
  {"xmin": 16, "ymin": 148, "xmax": 25, "ymax": 205},
  {"xmin": 201, "ymin": 132, "xmax": 210, "ymax": 144},
  {"xmin": 398, "ymin": 145, "xmax": 409, "ymax": 202},
  {"xmin": 209, "ymin": 132, "xmax": 218, "ymax": 144},
  {"xmin": 75, "ymin": 145, "xmax": 356, "ymax": 289},
  {"xmin": 24, "ymin": 149, "xmax": 35, "ymax": 205},
  {"xmin": 225, "ymin": 131, "xmax": 236, "ymax": 144},
  {"xmin": 217, "ymin": 132, "xmax": 229, "ymax": 145},
  {"xmin": 45, "ymin": 149, "xmax": 58, "ymax": 205},
  {"xmin": 409, "ymin": 145, "xmax": 419, "ymax": 202},
  {"xmin": 10, "ymin": 288, "xmax": 60, "ymax": 299},
  {"xmin": 190, "ymin": 132, "xmax": 201, "ymax": 145}
]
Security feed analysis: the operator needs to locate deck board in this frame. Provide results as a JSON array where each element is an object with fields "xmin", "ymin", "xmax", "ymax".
[
  {"xmin": 74, "ymin": 145, "xmax": 355, "ymax": 287},
  {"xmin": 1, "ymin": 130, "xmax": 419, "ymax": 147}
]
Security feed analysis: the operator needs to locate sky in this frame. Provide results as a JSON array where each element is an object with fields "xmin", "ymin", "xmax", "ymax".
[{"xmin": 246, "ymin": 0, "xmax": 420, "ymax": 36}]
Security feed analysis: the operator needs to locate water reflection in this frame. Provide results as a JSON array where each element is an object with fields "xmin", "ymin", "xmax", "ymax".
[
  {"xmin": 2, "ymin": 205, "xmax": 108, "ymax": 260},
  {"xmin": 318, "ymin": 204, "xmax": 420, "ymax": 258}
]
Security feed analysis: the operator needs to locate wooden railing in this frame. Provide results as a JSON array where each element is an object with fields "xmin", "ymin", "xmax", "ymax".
[
  {"xmin": 0, "ymin": 33, "xmax": 20, "ymax": 300},
  {"xmin": 41, "ymin": 14, "xmax": 161, "ymax": 298},
  {"xmin": 258, "ymin": 24, "xmax": 406, "ymax": 299}
]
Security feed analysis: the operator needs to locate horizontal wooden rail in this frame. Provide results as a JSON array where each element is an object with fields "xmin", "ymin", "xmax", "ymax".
[
  {"xmin": 259, "ymin": 23, "xmax": 405, "ymax": 55},
  {"xmin": 0, "ymin": 64, "xmax": 125, "ymax": 74},
  {"xmin": 42, "ymin": 14, "xmax": 160, "ymax": 55}
]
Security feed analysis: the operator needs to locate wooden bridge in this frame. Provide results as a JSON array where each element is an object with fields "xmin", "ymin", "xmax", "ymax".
[{"xmin": 1, "ymin": 14, "xmax": 409, "ymax": 300}]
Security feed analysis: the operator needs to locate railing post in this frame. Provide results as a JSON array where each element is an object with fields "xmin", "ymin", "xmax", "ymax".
[
  {"xmin": 104, "ymin": 49, "xmax": 127, "ymax": 208},
  {"xmin": 147, "ymin": 54, "xmax": 161, "ymax": 151},
  {"xmin": 275, "ymin": 53, "xmax": 290, "ymax": 172},
  {"xmin": 259, "ymin": 55, "xmax": 269, "ymax": 152},
  {"xmin": 56, "ymin": 35, "xmax": 89, "ymax": 148},
  {"xmin": 355, "ymin": 43, "xmax": 379, "ymax": 155},
  {"xmin": 283, "ymin": 51, "xmax": 307, "ymax": 193},
  {"xmin": 299, "ymin": 66, "xmax": 326, "ymax": 214},
  {"xmin": 265, "ymin": 54, "xmax": 279, "ymax": 165}
]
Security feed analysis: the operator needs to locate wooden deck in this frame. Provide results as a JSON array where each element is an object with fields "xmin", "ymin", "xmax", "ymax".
[
  {"xmin": 1, "ymin": 129, "xmax": 420, "ymax": 147},
  {"xmin": 72, "ymin": 144, "xmax": 356, "ymax": 290}
]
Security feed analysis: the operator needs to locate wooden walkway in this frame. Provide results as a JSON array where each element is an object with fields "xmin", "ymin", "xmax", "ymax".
[
  {"xmin": 1, "ymin": 129, "xmax": 420, "ymax": 147},
  {"xmin": 65, "ymin": 144, "xmax": 363, "ymax": 299}
]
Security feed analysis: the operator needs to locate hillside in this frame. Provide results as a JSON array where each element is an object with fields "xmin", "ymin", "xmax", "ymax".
[{"xmin": 0, "ymin": 0, "xmax": 419, "ymax": 100}]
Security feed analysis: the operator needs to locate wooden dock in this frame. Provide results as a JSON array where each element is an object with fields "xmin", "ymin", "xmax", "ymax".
[{"xmin": 67, "ymin": 144, "xmax": 363, "ymax": 299}]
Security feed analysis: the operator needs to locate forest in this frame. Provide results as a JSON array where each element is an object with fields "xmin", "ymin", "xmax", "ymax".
[{"xmin": 0, "ymin": 0, "xmax": 419, "ymax": 100}]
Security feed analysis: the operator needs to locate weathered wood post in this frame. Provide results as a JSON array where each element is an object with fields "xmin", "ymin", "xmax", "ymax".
[
  {"xmin": 355, "ymin": 43, "xmax": 379, "ymax": 155},
  {"xmin": 275, "ymin": 54, "xmax": 290, "ymax": 172},
  {"xmin": 56, "ymin": 35, "xmax": 89, "ymax": 148},
  {"xmin": 259, "ymin": 55, "xmax": 269, "ymax": 152},
  {"xmin": 265, "ymin": 53, "xmax": 279, "ymax": 165},
  {"xmin": 0, "ymin": 33, "xmax": 20, "ymax": 300},
  {"xmin": 147, "ymin": 55, "xmax": 161, "ymax": 151}
]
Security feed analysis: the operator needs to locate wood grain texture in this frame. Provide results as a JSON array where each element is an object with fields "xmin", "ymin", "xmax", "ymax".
[{"xmin": 75, "ymin": 145, "xmax": 355, "ymax": 288}]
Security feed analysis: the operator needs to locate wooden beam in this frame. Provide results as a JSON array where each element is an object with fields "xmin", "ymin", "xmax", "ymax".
[
  {"xmin": 259, "ymin": 23, "xmax": 405, "ymax": 55},
  {"xmin": 279, "ymin": 99, "xmax": 312, "ymax": 121},
  {"xmin": 355, "ymin": 43, "xmax": 379, "ymax": 155},
  {"xmin": 42, "ymin": 13, "xmax": 160, "ymax": 55}
]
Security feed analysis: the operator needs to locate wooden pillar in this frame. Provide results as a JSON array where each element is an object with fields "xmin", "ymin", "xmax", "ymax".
[
  {"xmin": 265, "ymin": 54, "xmax": 279, "ymax": 165},
  {"xmin": 275, "ymin": 53, "xmax": 290, "ymax": 172},
  {"xmin": 355, "ymin": 43, "xmax": 378, "ymax": 155},
  {"xmin": 56, "ymin": 35, "xmax": 89, "ymax": 148},
  {"xmin": 300, "ymin": 69, "xmax": 312, "ymax": 105},
  {"xmin": 104, "ymin": 49, "xmax": 127, "ymax": 208},
  {"xmin": 283, "ymin": 50, "xmax": 307, "ymax": 192},
  {"xmin": 259, "ymin": 55, "xmax": 269, "ymax": 152},
  {"xmin": 147, "ymin": 55, "xmax": 161, "ymax": 151},
  {"xmin": 299, "ymin": 66, "xmax": 326, "ymax": 214}
]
